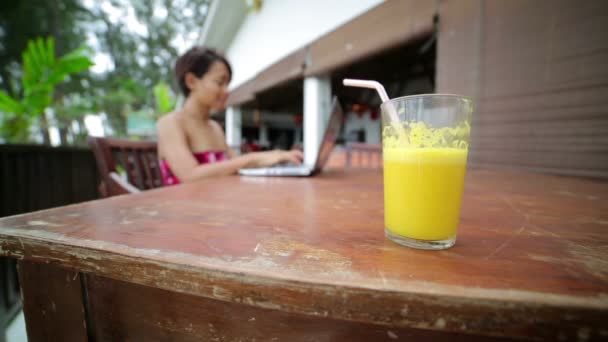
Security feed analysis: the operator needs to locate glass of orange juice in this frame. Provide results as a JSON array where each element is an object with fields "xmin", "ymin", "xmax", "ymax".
[{"xmin": 381, "ymin": 94, "xmax": 473, "ymax": 250}]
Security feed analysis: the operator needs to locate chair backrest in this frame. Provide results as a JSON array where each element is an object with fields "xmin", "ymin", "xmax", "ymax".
[
  {"xmin": 88, "ymin": 137, "xmax": 162, "ymax": 197},
  {"xmin": 345, "ymin": 142, "xmax": 383, "ymax": 168}
]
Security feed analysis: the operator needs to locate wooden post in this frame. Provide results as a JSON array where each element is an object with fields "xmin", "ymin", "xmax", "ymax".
[{"xmin": 17, "ymin": 261, "xmax": 88, "ymax": 342}]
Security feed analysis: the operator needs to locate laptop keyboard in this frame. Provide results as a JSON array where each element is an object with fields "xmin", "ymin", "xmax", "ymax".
[
  {"xmin": 274, "ymin": 161, "xmax": 300, "ymax": 168},
  {"xmin": 273, "ymin": 165, "xmax": 307, "ymax": 171}
]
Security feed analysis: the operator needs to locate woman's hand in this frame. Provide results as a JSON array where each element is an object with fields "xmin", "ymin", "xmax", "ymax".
[{"xmin": 251, "ymin": 149, "xmax": 304, "ymax": 168}]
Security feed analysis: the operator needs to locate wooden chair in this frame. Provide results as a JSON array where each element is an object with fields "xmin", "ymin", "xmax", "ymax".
[
  {"xmin": 88, "ymin": 137, "xmax": 163, "ymax": 197},
  {"xmin": 345, "ymin": 142, "xmax": 383, "ymax": 168}
]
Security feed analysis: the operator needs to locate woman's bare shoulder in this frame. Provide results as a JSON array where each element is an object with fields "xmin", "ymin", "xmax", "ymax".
[
  {"xmin": 209, "ymin": 119, "xmax": 225, "ymax": 134},
  {"xmin": 156, "ymin": 112, "xmax": 182, "ymax": 133},
  {"xmin": 156, "ymin": 112, "xmax": 186, "ymax": 158}
]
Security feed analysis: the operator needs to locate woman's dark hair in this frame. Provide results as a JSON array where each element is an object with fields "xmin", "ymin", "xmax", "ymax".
[{"xmin": 174, "ymin": 46, "xmax": 232, "ymax": 97}]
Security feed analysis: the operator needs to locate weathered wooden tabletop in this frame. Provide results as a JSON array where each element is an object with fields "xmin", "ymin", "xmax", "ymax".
[{"xmin": 1, "ymin": 168, "xmax": 607, "ymax": 340}]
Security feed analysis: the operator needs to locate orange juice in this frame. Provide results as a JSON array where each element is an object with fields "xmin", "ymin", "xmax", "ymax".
[{"xmin": 383, "ymin": 147, "xmax": 467, "ymax": 241}]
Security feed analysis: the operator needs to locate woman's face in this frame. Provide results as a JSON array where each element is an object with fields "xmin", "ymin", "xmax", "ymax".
[{"xmin": 187, "ymin": 61, "xmax": 230, "ymax": 110}]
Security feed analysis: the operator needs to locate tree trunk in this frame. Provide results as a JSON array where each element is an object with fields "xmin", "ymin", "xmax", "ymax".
[
  {"xmin": 75, "ymin": 118, "xmax": 88, "ymax": 146},
  {"xmin": 0, "ymin": 70, "xmax": 14, "ymax": 95},
  {"xmin": 59, "ymin": 126, "xmax": 69, "ymax": 146},
  {"xmin": 44, "ymin": 0, "xmax": 60, "ymax": 146},
  {"xmin": 39, "ymin": 114, "xmax": 51, "ymax": 145}
]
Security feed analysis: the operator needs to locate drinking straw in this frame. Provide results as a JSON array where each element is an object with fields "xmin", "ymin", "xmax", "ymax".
[{"xmin": 343, "ymin": 79, "xmax": 399, "ymax": 123}]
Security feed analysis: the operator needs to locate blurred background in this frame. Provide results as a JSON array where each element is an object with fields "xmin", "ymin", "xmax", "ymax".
[
  {"xmin": 1, "ymin": 0, "xmax": 606, "ymax": 173},
  {"xmin": 1, "ymin": 0, "xmax": 608, "ymax": 340},
  {"xmin": 0, "ymin": 0, "xmax": 208, "ymax": 146}
]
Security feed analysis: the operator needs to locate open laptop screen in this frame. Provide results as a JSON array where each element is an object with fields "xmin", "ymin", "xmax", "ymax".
[{"xmin": 313, "ymin": 97, "xmax": 344, "ymax": 172}]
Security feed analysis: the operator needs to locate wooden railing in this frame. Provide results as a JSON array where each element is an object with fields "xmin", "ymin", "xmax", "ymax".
[
  {"xmin": 0, "ymin": 144, "xmax": 99, "ymax": 340},
  {"xmin": 345, "ymin": 143, "xmax": 383, "ymax": 168},
  {"xmin": 0, "ymin": 144, "xmax": 100, "ymax": 217}
]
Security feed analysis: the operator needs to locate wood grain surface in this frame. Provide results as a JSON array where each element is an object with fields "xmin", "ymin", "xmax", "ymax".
[
  {"xmin": 1, "ymin": 168, "xmax": 607, "ymax": 340},
  {"xmin": 84, "ymin": 273, "xmax": 517, "ymax": 341},
  {"xmin": 437, "ymin": 0, "xmax": 608, "ymax": 179},
  {"xmin": 17, "ymin": 261, "xmax": 88, "ymax": 341}
]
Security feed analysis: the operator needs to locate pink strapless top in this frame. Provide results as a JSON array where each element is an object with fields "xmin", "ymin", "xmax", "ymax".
[{"xmin": 160, "ymin": 150, "xmax": 228, "ymax": 186}]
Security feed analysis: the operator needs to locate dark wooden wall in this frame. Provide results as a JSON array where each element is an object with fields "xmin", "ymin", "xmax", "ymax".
[
  {"xmin": 0, "ymin": 144, "xmax": 99, "ymax": 217},
  {"xmin": 437, "ymin": 0, "xmax": 608, "ymax": 179},
  {"xmin": 0, "ymin": 144, "xmax": 99, "ymax": 341}
]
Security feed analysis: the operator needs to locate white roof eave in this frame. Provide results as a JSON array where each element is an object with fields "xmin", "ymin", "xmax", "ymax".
[{"xmin": 198, "ymin": 0, "xmax": 248, "ymax": 53}]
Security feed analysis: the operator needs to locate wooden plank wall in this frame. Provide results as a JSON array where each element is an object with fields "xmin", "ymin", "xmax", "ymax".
[
  {"xmin": 0, "ymin": 144, "xmax": 99, "ymax": 338},
  {"xmin": 437, "ymin": 0, "xmax": 608, "ymax": 179},
  {"xmin": 0, "ymin": 144, "xmax": 99, "ymax": 217}
]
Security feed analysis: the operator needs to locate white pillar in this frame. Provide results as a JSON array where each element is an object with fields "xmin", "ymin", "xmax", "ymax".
[
  {"xmin": 303, "ymin": 75, "xmax": 331, "ymax": 166},
  {"xmin": 225, "ymin": 106, "xmax": 242, "ymax": 154},
  {"xmin": 294, "ymin": 127, "xmax": 302, "ymax": 146},
  {"xmin": 259, "ymin": 124, "xmax": 269, "ymax": 147}
]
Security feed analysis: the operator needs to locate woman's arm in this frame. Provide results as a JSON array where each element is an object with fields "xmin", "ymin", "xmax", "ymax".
[
  {"xmin": 212, "ymin": 119, "xmax": 303, "ymax": 166},
  {"xmin": 213, "ymin": 120, "xmax": 303, "ymax": 166},
  {"xmin": 157, "ymin": 117, "xmax": 253, "ymax": 181},
  {"xmin": 157, "ymin": 118, "xmax": 303, "ymax": 183}
]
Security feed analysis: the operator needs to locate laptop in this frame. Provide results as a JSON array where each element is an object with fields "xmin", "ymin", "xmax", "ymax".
[{"xmin": 239, "ymin": 97, "xmax": 343, "ymax": 177}]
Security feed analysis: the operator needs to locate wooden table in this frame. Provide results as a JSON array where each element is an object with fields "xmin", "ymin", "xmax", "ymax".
[{"xmin": 0, "ymin": 169, "xmax": 607, "ymax": 341}]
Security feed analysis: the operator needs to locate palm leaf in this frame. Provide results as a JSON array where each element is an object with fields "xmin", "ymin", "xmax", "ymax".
[
  {"xmin": 3, "ymin": 36, "xmax": 95, "ymax": 141},
  {"xmin": 23, "ymin": 88, "xmax": 52, "ymax": 116},
  {"xmin": 58, "ymin": 46, "xmax": 93, "ymax": 66},
  {"xmin": 21, "ymin": 52, "xmax": 34, "ymax": 89},
  {"xmin": 48, "ymin": 58, "xmax": 93, "ymax": 85},
  {"xmin": 21, "ymin": 38, "xmax": 49, "ymax": 90},
  {"xmin": 0, "ymin": 90, "xmax": 25, "ymax": 114},
  {"xmin": 153, "ymin": 82, "xmax": 175, "ymax": 115},
  {"xmin": 47, "ymin": 37, "xmax": 55, "ymax": 65},
  {"xmin": 28, "ymin": 39, "xmax": 43, "ymax": 79},
  {"xmin": 45, "ymin": 37, "xmax": 55, "ymax": 66},
  {"xmin": 47, "ymin": 46, "xmax": 93, "ymax": 85},
  {"xmin": 36, "ymin": 37, "xmax": 48, "ymax": 68}
]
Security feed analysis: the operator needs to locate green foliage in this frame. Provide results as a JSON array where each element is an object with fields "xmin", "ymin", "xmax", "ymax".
[
  {"xmin": 84, "ymin": 0, "xmax": 210, "ymax": 134},
  {"xmin": 0, "ymin": 36, "xmax": 93, "ymax": 143},
  {"xmin": 90, "ymin": 77, "xmax": 148, "ymax": 138},
  {"xmin": 0, "ymin": 91, "xmax": 24, "ymax": 114},
  {"xmin": 53, "ymin": 93, "xmax": 98, "ymax": 145},
  {"xmin": 153, "ymin": 81, "xmax": 176, "ymax": 116},
  {"xmin": 0, "ymin": 0, "xmax": 210, "ymax": 141},
  {"xmin": 0, "ymin": 0, "xmax": 91, "ymax": 93}
]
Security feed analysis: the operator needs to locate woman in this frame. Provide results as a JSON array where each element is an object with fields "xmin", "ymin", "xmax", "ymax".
[{"xmin": 157, "ymin": 46, "xmax": 303, "ymax": 185}]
